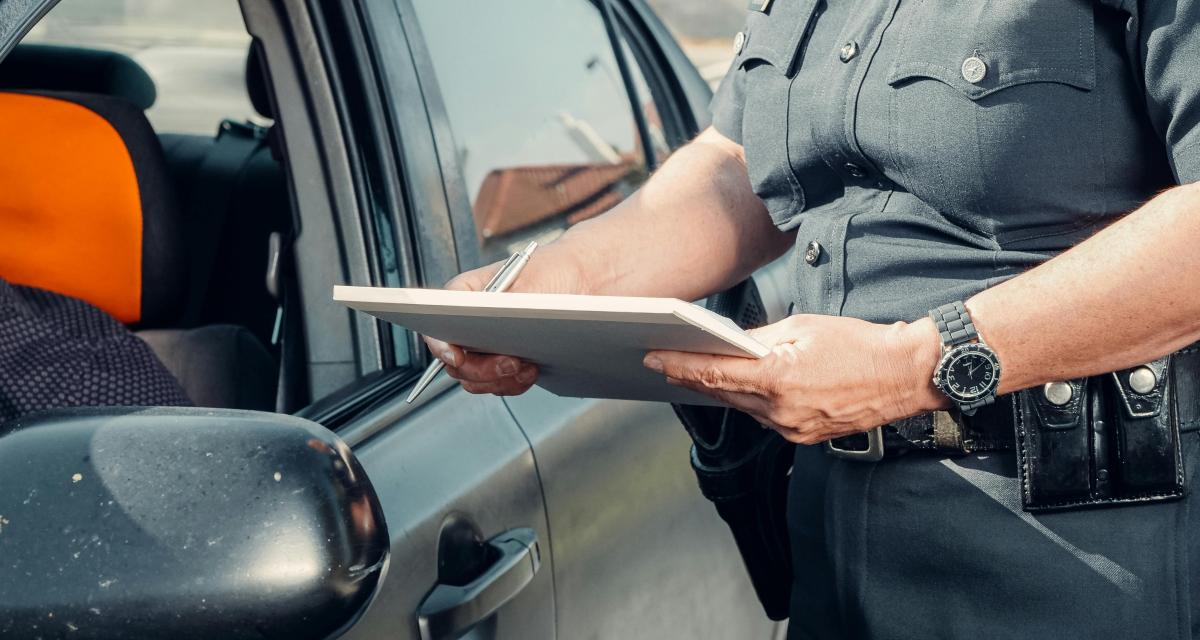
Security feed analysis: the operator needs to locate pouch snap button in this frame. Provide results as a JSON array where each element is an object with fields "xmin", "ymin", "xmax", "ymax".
[
  {"xmin": 844, "ymin": 163, "xmax": 866, "ymax": 178},
  {"xmin": 1043, "ymin": 381, "xmax": 1073, "ymax": 406},
  {"xmin": 1129, "ymin": 367, "xmax": 1157, "ymax": 394}
]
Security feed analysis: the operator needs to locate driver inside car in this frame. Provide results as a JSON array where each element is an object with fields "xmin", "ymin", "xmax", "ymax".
[{"xmin": 0, "ymin": 277, "xmax": 191, "ymax": 424}]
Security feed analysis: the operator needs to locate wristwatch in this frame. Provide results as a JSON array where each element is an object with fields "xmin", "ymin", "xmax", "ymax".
[{"xmin": 929, "ymin": 301, "xmax": 1001, "ymax": 416}]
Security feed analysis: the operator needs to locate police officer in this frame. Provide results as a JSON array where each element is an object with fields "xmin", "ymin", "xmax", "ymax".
[{"xmin": 427, "ymin": 1, "xmax": 1200, "ymax": 637}]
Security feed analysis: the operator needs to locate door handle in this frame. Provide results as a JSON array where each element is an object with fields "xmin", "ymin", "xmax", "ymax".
[{"xmin": 417, "ymin": 527, "xmax": 541, "ymax": 640}]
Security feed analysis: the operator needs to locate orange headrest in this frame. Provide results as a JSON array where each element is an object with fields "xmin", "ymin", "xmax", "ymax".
[{"xmin": 0, "ymin": 91, "xmax": 183, "ymax": 325}]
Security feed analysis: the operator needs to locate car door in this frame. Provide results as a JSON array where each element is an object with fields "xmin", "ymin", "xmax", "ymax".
[
  {"xmin": 392, "ymin": 0, "xmax": 789, "ymax": 638},
  {"xmin": 239, "ymin": 1, "xmax": 557, "ymax": 639}
]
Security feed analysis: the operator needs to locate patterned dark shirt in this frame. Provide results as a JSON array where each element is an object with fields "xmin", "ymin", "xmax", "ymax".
[{"xmin": 0, "ymin": 279, "xmax": 190, "ymax": 423}]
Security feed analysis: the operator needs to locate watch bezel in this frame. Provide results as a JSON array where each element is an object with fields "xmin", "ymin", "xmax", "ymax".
[{"xmin": 933, "ymin": 342, "xmax": 1002, "ymax": 403}]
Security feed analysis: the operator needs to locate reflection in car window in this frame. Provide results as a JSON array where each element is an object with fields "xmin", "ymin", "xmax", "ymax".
[
  {"xmin": 411, "ymin": 0, "xmax": 664, "ymax": 265},
  {"xmin": 23, "ymin": 0, "xmax": 261, "ymax": 135},
  {"xmin": 618, "ymin": 37, "xmax": 671, "ymax": 166}
]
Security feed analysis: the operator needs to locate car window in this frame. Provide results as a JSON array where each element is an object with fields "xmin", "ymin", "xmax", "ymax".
[
  {"xmin": 618, "ymin": 36, "xmax": 671, "ymax": 166},
  {"xmin": 410, "ymin": 0, "xmax": 666, "ymax": 265},
  {"xmin": 23, "ymin": 0, "xmax": 262, "ymax": 134}
]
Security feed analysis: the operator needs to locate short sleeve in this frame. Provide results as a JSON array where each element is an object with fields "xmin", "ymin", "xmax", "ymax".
[
  {"xmin": 1133, "ymin": 0, "xmax": 1200, "ymax": 183},
  {"xmin": 709, "ymin": 58, "xmax": 746, "ymax": 145}
]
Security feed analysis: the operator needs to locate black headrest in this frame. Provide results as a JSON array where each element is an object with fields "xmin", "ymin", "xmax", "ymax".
[
  {"xmin": 245, "ymin": 42, "xmax": 273, "ymax": 120},
  {"xmin": 0, "ymin": 44, "xmax": 156, "ymax": 110}
]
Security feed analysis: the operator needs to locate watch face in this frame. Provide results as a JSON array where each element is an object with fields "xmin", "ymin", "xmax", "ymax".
[{"xmin": 935, "ymin": 344, "xmax": 1001, "ymax": 402}]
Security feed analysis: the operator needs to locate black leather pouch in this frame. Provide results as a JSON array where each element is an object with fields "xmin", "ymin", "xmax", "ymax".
[
  {"xmin": 671, "ymin": 279, "xmax": 795, "ymax": 621},
  {"xmin": 1014, "ymin": 356, "xmax": 1185, "ymax": 512},
  {"xmin": 1107, "ymin": 358, "xmax": 1185, "ymax": 497}
]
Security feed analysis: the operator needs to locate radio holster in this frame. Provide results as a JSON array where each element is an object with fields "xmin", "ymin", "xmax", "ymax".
[{"xmin": 672, "ymin": 280, "xmax": 795, "ymax": 621}]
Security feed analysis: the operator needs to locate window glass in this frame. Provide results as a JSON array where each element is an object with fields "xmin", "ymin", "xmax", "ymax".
[
  {"xmin": 618, "ymin": 37, "xmax": 671, "ymax": 166},
  {"xmin": 411, "ymin": 0, "xmax": 659, "ymax": 264},
  {"xmin": 23, "ymin": 0, "xmax": 261, "ymax": 134}
]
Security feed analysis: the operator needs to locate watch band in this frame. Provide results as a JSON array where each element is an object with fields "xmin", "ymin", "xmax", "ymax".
[
  {"xmin": 959, "ymin": 391, "xmax": 995, "ymax": 413},
  {"xmin": 929, "ymin": 301, "xmax": 978, "ymax": 348},
  {"xmin": 930, "ymin": 301, "xmax": 995, "ymax": 415}
]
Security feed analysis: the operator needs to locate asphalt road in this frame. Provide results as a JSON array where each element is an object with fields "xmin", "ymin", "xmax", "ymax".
[{"xmin": 645, "ymin": 0, "xmax": 741, "ymax": 85}]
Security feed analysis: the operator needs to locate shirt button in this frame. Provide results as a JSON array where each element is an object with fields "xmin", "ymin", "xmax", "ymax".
[
  {"xmin": 804, "ymin": 241, "xmax": 823, "ymax": 265},
  {"xmin": 733, "ymin": 31, "xmax": 747, "ymax": 55},
  {"xmin": 838, "ymin": 41, "xmax": 859, "ymax": 63},
  {"xmin": 961, "ymin": 56, "xmax": 987, "ymax": 84},
  {"xmin": 844, "ymin": 163, "xmax": 866, "ymax": 178}
]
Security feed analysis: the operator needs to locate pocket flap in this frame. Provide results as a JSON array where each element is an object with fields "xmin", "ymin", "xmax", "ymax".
[
  {"xmin": 1030, "ymin": 379, "xmax": 1087, "ymax": 429},
  {"xmin": 737, "ymin": 0, "xmax": 819, "ymax": 77},
  {"xmin": 885, "ymin": 2, "xmax": 1096, "ymax": 100},
  {"xmin": 1111, "ymin": 357, "xmax": 1171, "ymax": 419}
]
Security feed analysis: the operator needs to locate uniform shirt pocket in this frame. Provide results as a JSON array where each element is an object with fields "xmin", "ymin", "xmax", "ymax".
[
  {"xmin": 882, "ymin": 0, "xmax": 1101, "ymax": 240},
  {"xmin": 738, "ymin": 1, "xmax": 816, "ymax": 77},
  {"xmin": 886, "ymin": 2, "xmax": 1096, "ymax": 99},
  {"xmin": 738, "ymin": 1, "xmax": 819, "ymax": 230}
]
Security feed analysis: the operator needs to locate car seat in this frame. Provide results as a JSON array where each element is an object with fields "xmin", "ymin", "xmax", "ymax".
[
  {"xmin": 156, "ymin": 42, "xmax": 294, "ymax": 354},
  {"xmin": 0, "ymin": 78, "xmax": 278, "ymax": 410},
  {"xmin": 150, "ymin": 42, "xmax": 306, "ymax": 411}
]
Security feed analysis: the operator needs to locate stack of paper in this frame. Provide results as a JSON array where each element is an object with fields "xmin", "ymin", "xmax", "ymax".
[{"xmin": 333, "ymin": 286, "xmax": 769, "ymax": 406}]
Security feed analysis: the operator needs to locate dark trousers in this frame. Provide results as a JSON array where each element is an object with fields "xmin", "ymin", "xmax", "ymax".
[{"xmin": 786, "ymin": 434, "xmax": 1200, "ymax": 639}]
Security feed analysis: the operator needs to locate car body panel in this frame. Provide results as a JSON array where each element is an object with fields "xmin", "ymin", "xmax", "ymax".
[
  {"xmin": 340, "ymin": 391, "xmax": 555, "ymax": 640},
  {"xmin": 506, "ymin": 390, "xmax": 778, "ymax": 638},
  {"xmin": 266, "ymin": 1, "xmax": 557, "ymax": 637},
  {"xmin": 358, "ymin": 0, "xmax": 792, "ymax": 636}
]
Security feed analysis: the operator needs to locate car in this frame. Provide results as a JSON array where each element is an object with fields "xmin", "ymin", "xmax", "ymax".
[{"xmin": 0, "ymin": 0, "xmax": 794, "ymax": 638}]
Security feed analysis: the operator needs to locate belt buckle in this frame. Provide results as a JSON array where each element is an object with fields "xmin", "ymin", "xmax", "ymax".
[{"xmin": 825, "ymin": 427, "xmax": 884, "ymax": 462}]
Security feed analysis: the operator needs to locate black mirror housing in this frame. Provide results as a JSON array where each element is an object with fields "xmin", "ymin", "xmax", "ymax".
[{"xmin": 0, "ymin": 408, "xmax": 388, "ymax": 640}]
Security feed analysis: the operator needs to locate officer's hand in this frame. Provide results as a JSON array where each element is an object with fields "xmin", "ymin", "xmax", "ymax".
[
  {"xmin": 642, "ymin": 314, "xmax": 946, "ymax": 444},
  {"xmin": 422, "ymin": 254, "xmax": 586, "ymax": 396}
]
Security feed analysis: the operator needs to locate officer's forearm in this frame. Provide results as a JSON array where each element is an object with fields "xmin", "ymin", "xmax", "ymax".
[
  {"xmin": 905, "ymin": 181, "xmax": 1200, "ymax": 401},
  {"xmin": 546, "ymin": 127, "xmax": 792, "ymax": 299}
]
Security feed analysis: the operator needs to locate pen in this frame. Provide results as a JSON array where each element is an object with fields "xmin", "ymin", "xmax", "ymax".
[{"xmin": 405, "ymin": 240, "xmax": 539, "ymax": 404}]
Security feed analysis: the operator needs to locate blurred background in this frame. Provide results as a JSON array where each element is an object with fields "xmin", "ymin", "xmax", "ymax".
[
  {"xmin": 21, "ymin": 0, "xmax": 743, "ymax": 136},
  {"xmin": 21, "ymin": 0, "xmax": 260, "ymax": 134},
  {"xmin": 646, "ymin": 0, "xmax": 744, "ymax": 85}
]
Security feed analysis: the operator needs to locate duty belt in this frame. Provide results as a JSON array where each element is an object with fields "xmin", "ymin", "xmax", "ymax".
[{"xmin": 827, "ymin": 344, "xmax": 1200, "ymax": 462}]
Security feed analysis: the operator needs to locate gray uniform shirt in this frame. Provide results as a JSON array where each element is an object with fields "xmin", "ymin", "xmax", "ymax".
[{"xmin": 711, "ymin": 0, "xmax": 1200, "ymax": 323}]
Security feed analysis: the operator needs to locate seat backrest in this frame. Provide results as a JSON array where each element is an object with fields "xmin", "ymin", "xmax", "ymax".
[
  {"xmin": 0, "ymin": 91, "xmax": 185, "ymax": 326},
  {"xmin": 153, "ymin": 42, "xmax": 291, "ymax": 347}
]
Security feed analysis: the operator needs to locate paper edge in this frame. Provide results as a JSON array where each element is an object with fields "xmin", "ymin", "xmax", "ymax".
[
  {"xmin": 333, "ymin": 285, "xmax": 770, "ymax": 358},
  {"xmin": 670, "ymin": 301, "xmax": 770, "ymax": 358}
]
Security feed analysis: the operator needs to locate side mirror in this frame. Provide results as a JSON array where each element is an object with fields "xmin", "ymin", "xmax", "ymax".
[{"xmin": 0, "ymin": 408, "xmax": 388, "ymax": 640}]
